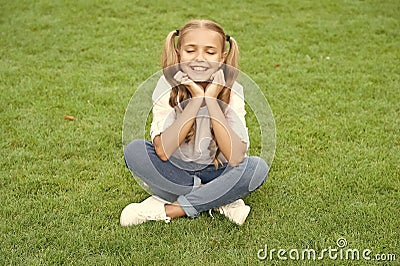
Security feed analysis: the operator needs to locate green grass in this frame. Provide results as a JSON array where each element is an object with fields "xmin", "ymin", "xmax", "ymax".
[{"xmin": 1, "ymin": 0, "xmax": 399, "ymax": 265}]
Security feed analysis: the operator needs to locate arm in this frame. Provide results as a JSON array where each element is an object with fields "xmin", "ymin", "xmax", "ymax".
[
  {"xmin": 153, "ymin": 73, "xmax": 205, "ymax": 161},
  {"xmin": 205, "ymin": 98, "xmax": 247, "ymax": 166},
  {"xmin": 153, "ymin": 97, "xmax": 203, "ymax": 160},
  {"xmin": 205, "ymin": 70, "xmax": 247, "ymax": 166}
]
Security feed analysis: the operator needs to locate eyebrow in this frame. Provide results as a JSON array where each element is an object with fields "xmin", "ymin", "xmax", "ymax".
[{"xmin": 183, "ymin": 44, "xmax": 218, "ymax": 49}]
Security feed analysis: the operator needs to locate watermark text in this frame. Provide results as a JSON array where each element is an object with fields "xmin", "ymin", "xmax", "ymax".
[{"xmin": 257, "ymin": 238, "xmax": 396, "ymax": 262}]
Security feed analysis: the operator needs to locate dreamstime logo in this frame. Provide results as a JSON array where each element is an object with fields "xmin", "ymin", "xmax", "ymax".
[
  {"xmin": 257, "ymin": 237, "xmax": 397, "ymax": 262},
  {"xmin": 336, "ymin": 237, "xmax": 347, "ymax": 248}
]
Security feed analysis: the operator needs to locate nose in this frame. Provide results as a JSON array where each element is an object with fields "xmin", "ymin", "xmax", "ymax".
[{"xmin": 195, "ymin": 51, "xmax": 205, "ymax": 61}]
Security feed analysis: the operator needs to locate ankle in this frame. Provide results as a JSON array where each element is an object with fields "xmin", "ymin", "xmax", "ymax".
[{"xmin": 165, "ymin": 202, "xmax": 186, "ymax": 219}]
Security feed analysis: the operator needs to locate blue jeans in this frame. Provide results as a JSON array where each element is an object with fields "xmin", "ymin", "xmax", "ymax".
[{"xmin": 124, "ymin": 140, "xmax": 269, "ymax": 218}]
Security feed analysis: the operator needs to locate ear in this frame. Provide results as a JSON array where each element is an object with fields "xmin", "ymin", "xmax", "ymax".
[{"xmin": 221, "ymin": 51, "xmax": 227, "ymax": 62}]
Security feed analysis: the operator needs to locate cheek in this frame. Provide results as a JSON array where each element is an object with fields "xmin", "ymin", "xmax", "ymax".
[
  {"xmin": 208, "ymin": 55, "xmax": 224, "ymax": 67},
  {"xmin": 180, "ymin": 63, "xmax": 191, "ymax": 73},
  {"xmin": 210, "ymin": 53, "xmax": 224, "ymax": 62},
  {"xmin": 179, "ymin": 52, "xmax": 193, "ymax": 62}
]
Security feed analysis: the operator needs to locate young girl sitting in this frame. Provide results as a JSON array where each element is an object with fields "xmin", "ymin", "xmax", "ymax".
[{"xmin": 121, "ymin": 19, "xmax": 269, "ymax": 226}]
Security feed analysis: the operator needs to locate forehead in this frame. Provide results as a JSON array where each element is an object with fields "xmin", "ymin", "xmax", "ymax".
[{"xmin": 180, "ymin": 28, "xmax": 223, "ymax": 49}]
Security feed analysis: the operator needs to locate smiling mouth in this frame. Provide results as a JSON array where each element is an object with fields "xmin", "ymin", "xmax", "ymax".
[{"xmin": 190, "ymin": 66, "xmax": 209, "ymax": 72}]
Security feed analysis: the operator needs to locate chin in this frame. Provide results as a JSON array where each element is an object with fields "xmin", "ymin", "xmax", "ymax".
[{"xmin": 187, "ymin": 72, "xmax": 213, "ymax": 82}]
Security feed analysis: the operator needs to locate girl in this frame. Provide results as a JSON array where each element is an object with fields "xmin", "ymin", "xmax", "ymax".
[{"xmin": 121, "ymin": 19, "xmax": 269, "ymax": 226}]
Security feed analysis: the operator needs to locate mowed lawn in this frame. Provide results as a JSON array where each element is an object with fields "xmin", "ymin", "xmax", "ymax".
[{"xmin": 0, "ymin": 0, "xmax": 399, "ymax": 265}]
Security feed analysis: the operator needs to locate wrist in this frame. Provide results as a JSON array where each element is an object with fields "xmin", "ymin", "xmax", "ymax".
[
  {"xmin": 204, "ymin": 97, "xmax": 223, "ymax": 113},
  {"xmin": 204, "ymin": 96, "xmax": 218, "ymax": 103},
  {"xmin": 189, "ymin": 96, "xmax": 205, "ymax": 106},
  {"xmin": 191, "ymin": 93, "xmax": 205, "ymax": 99},
  {"xmin": 205, "ymin": 83, "xmax": 223, "ymax": 99}
]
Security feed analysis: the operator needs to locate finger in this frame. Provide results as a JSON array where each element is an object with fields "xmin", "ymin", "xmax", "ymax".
[
  {"xmin": 174, "ymin": 71, "xmax": 183, "ymax": 82},
  {"xmin": 212, "ymin": 70, "xmax": 225, "ymax": 86},
  {"xmin": 209, "ymin": 72, "xmax": 216, "ymax": 81},
  {"xmin": 217, "ymin": 68, "xmax": 225, "ymax": 78},
  {"xmin": 181, "ymin": 76, "xmax": 194, "ymax": 85}
]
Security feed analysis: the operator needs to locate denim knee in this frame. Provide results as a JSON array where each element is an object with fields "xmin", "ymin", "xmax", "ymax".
[
  {"xmin": 247, "ymin": 156, "xmax": 269, "ymax": 192},
  {"xmin": 124, "ymin": 139, "xmax": 147, "ymax": 167}
]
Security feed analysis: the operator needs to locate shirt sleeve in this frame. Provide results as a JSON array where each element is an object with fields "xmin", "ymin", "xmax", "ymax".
[
  {"xmin": 150, "ymin": 76, "xmax": 176, "ymax": 142},
  {"xmin": 225, "ymin": 82, "xmax": 250, "ymax": 149}
]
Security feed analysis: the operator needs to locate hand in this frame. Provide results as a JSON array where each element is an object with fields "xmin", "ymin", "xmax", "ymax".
[
  {"xmin": 205, "ymin": 69, "xmax": 225, "ymax": 99},
  {"xmin": 174, "ymin": 71, "xmax": 204, "ymax": 98}
]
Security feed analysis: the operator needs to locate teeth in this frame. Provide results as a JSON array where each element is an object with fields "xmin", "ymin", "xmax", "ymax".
[{"xmin": 192, "ymin": 66, "xmax": 207, "ymax": 71}]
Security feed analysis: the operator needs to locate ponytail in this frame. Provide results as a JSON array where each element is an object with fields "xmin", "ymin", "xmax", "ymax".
[
  {"xmin": 225, "ymin": 36, "xmax": 239, "ymax": 69},
  {"xmin": 222, "ymin": 36, "xmax": 239, "ymax": 90},
  {"xmin": 162, "ymin": 30, "xmax": 181, "ymax": 87},
  {"xmin": 161, "ymin": 30, "xmax": 179, "ymax": 68}
]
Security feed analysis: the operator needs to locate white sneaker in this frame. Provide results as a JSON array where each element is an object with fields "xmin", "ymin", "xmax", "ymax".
[
  {"xmin": 120, "ymin": 196, "xmax": 171, "ymax": 226},
  {"xmin": 213, "ymin": 199, "xmax": 251, "ymax": 226}
]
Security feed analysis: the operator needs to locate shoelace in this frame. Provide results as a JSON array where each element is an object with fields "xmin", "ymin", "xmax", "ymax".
[
  {"xmin": 208, "ymin": 207, "xmax": 224, "ymax": 219},
  {"xmin": 208, "ymin": 201, "xmax": 243, "ymax": 220}
]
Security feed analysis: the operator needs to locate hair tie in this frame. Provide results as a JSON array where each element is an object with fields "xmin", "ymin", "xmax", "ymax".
[
  {"xmin": 226, "ymin": 35, "xmax": 230, "ymax": 42},
  {"xmin": 175, "ymin": 30, "xmax": 179, "ymax": 36}
]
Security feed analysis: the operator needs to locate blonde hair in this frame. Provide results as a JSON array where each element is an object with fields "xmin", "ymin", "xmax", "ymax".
[{"xmin": 161, "ymin": 20, "xmax": 240, "ymax": 167}]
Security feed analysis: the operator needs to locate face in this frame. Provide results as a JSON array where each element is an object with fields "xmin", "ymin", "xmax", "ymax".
[{"xmin": 178, "ymin": 28, "xmax": 226, "ymax": 82}]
